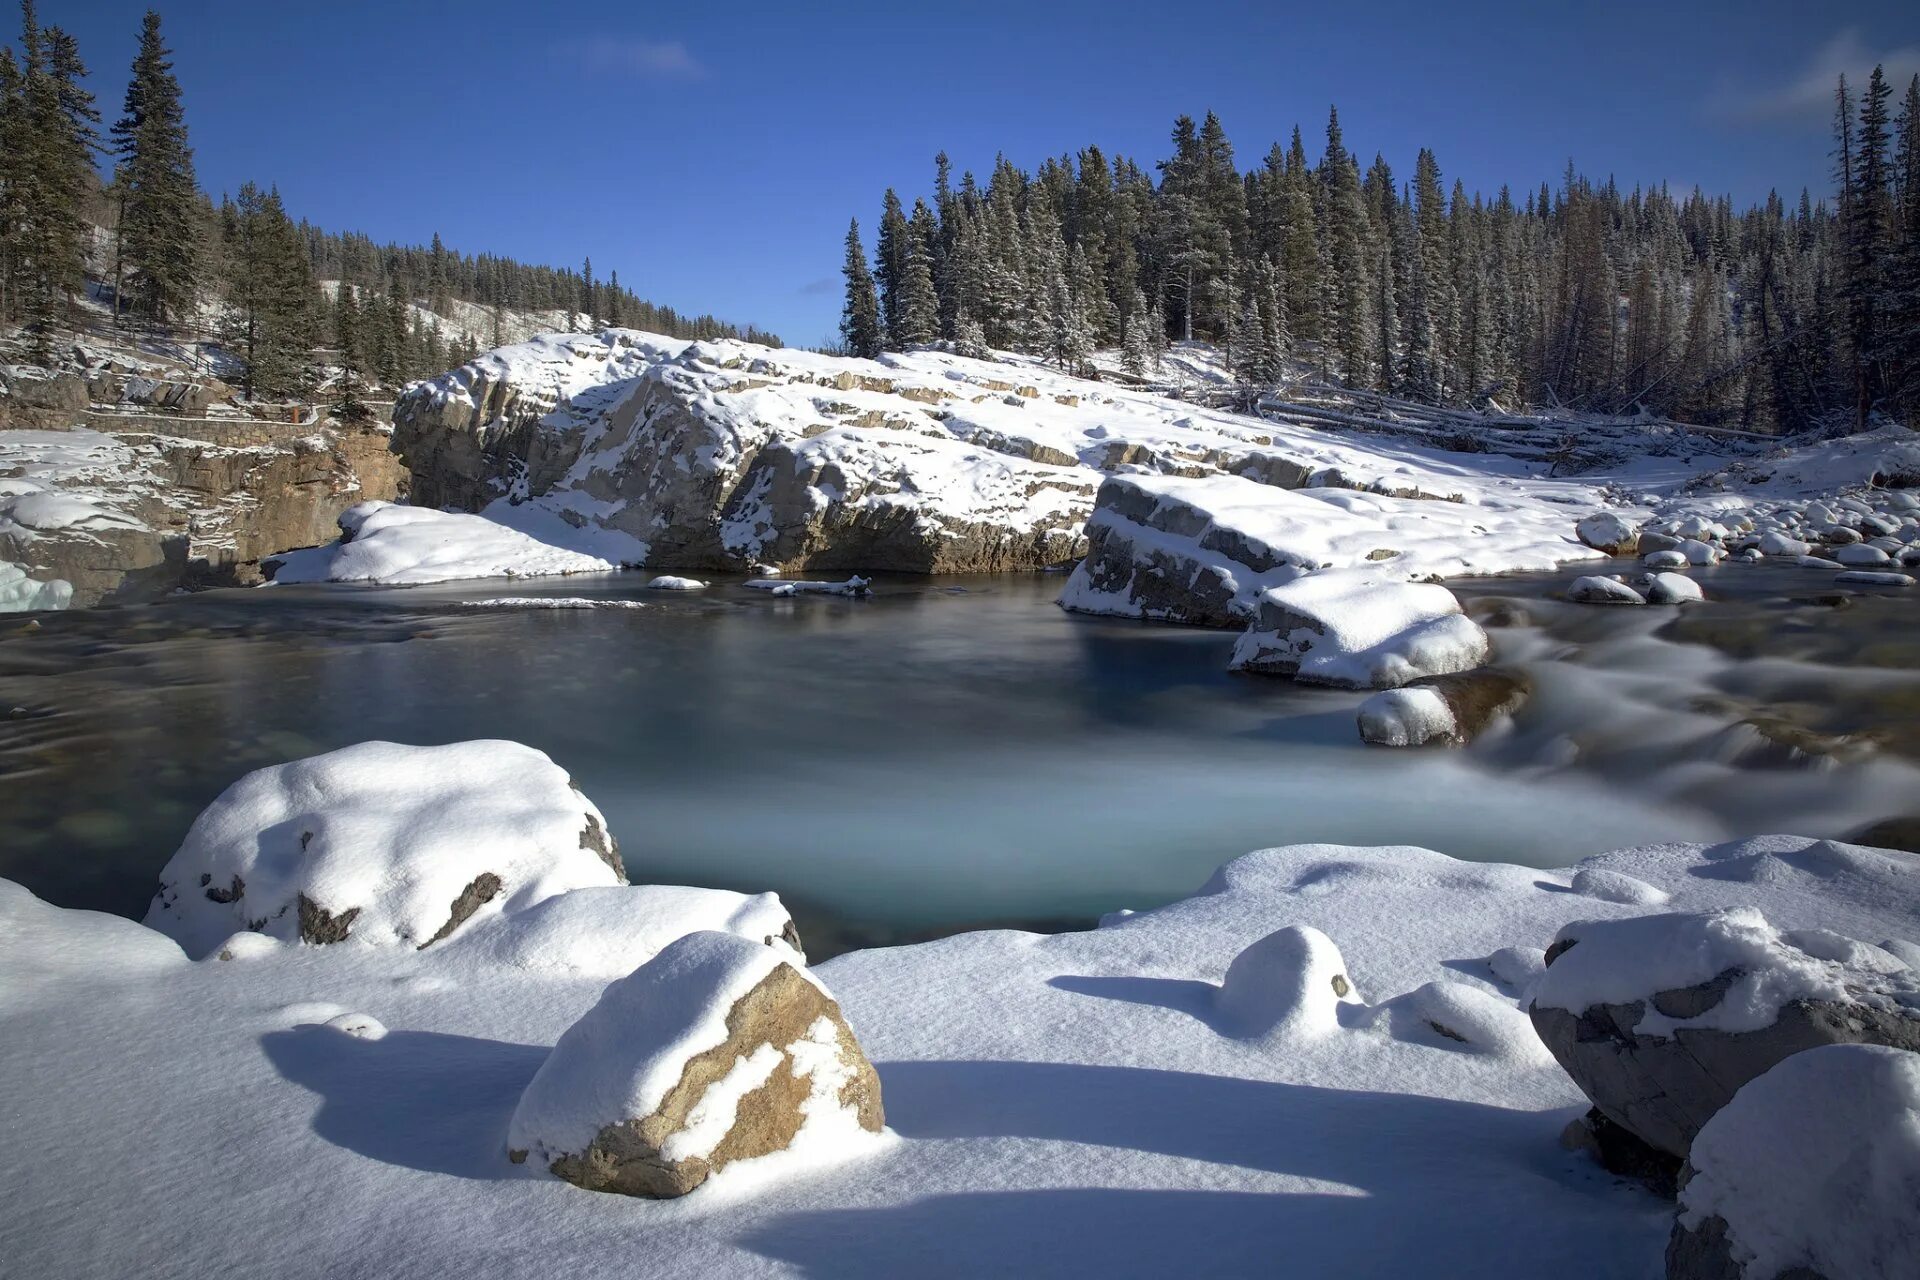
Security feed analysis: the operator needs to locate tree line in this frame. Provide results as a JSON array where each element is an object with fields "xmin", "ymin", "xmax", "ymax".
[
  {"xmin": 842, "ymin": 87, "xmax": 1920, "ymax": 434},
  {"xmin": 0, "ymin": 3, "xmax": 776, "ymax": 403}
]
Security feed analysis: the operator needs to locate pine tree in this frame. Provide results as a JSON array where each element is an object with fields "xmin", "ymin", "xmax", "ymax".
[
  {"xmin": 839, "ymin": 218, "xmax": 883, "ymax": 357},
  {"xmin": 1885, "ymin": 76, "xmax": 1920, "ymax": 419},
  {"xmin": 112, "ymin": 9, "xmax": 198, "ymax": 326},
  {"xmin": 580, "ymin": 256, "xmax": 594, "ymax": 327},
  {"xmin": 1319, "ymin": 107, "xmax": 1375, "ymax": 385},
  {"xmin": 333, "ymin": 283, "xmax": 366, "ymax": 421},
  {"xmin": 875, "ymin": 189, "xmax": 910, "ymax": 347},
  {"xmin": 606, "ymin": 268, "xmax": 624, "ymax": 327},
  {"xmin": 219, "ymin": 183, "xmax": 316, "ymax": 400},
  {"xmin": 1121, "ymin": 283, "xmax": 1152, "ymax": 377}
]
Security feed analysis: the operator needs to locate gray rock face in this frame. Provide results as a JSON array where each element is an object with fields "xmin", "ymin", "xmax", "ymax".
[{"xmin": 1530, "ymin": 960, "xmax": 1920, "ymax": 1159}]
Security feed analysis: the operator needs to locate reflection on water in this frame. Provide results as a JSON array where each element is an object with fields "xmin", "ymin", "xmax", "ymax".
[{"xmin": 2, "ymin": 565, "xmax": 1915, "ymax": 957}]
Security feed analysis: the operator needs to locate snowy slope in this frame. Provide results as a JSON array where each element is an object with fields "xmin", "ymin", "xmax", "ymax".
[{"xmin": 3, "ymin": 805, "xmax": 1916, "ymax": 1278}]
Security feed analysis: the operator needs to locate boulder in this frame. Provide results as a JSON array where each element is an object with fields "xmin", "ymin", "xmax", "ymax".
[
  {"xmin": 507, "ymin": 930, "xmax": 883, "ymax": 1197},
  {"xmin": 1229, "ymin": 572, "xmax": 1489, "ymax": 689},
  {"xmin": 1643, "ymin": 572, "xmax": 1705, "ymax": 605},
  {"xmin": 1529, "ymin": 907, "xmax": 1920, "ymax": 1158},
  {"xmin": 1217, "ymin": 925, "xmax": 1361, "ymax": 1038},
  {"xmin": 1567, "ymin": 575, "xmax": 1646, "ymax": 605},
  {"xmin": 1643, "ymin": 549, "xmax": 1689, "ymax": 570},
  {"xmin": 1834, "ymin": 542, "xmax": 1890, "ymax": 566},
  {"xmin": 1356, "ymin": 667, "xmax": 1531, "ymax": 747},
  {"xmin": 1756, "ymin": 531, "xmax": 1811, "ymax": 557},
  {"xmin": 144, "ymin": 740, "xmax": 626, "ymax": 958},
  {"xmin": 1667, "ymin": 1044, "xmax": 1920, "ymax": 1280},
  {"xmin": 1576, "ymin": 512, "xmax": 1640, "ymax": 556}
]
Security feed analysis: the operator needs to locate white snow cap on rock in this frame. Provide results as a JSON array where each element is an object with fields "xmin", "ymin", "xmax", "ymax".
[
  {"xmin": 645, "ymin": 575, "xmax": 708, "ymax": 591},
  {"xmin": 0, "ymin": 561, "xmax": 72, "ymax": 612},
  {"xmin": 1533, "ymin": 907, "xmax": 1920, "ymax": 1038},
  {"xmin": 1680, "ymin": 1044, "xmax": 1920, "ymax": 1280},
  {"xmin": 1229, "ymin": 571, "xmax": 1489, "ymax": 688},
  {"xmin": 1566, "ymin": 575, "xmax": 1646, "ymax": 605},
  {"xmin": 268, "ymin": 502, "xmax": 617, "ymax": 586},
  {"xmin": 1355, "ymin": 686, "xmax": 1458, "ymax": 746},
  {"xmin": 143, "ymin": 740, "xmax": 624, "ymax": 958}
]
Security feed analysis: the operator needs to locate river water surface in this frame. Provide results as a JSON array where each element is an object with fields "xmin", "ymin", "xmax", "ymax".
[{"xmin": 4, "ymin": 566, "xmax": 1916, "ymax": 955}]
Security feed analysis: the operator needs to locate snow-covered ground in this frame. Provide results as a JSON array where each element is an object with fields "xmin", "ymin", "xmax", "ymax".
[
  {"xmin": 2, "ymin": 736, "xmax": 1916, "ymax": 1278},
  {"xmin": 266, "ymin": 501, "xmax": 619, "ymax": 586}
]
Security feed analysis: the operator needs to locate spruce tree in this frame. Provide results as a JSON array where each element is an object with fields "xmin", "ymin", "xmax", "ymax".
[
  {"xmin": 839, "ymin": 218, "xmax": 883, "ymax": 357},
  {"xmin": 112, "ymin": 9, "xmax": 198, "ymax": 326},
  {"xmin": 875, "ymin": 189, "xmax": 910, "ymax": 347},
  {"xmin": 333, "ymin": 284, "xmax": 366, "ymax": 421},
  {"xmin": 220, "ymin": 183, "xmax": 316, "ymax": 400}
]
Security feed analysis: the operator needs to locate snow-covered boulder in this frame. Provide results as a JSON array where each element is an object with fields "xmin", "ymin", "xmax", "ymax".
[
  {"xmin": 1566, "ymin": 575, "xmax": 1647, "ymax": 605},
  {"xmin": 1756, "ymin": 531, "xmax": 1810, "ymax": 557},
  {"xmin": 1528, "ymin": 907, "xmax": 1920, "ymax": 1157},
  {"xmin": 1356, "ymin": 667, "xmax": 1531, "ymax": 747},
  {"xmin": 1643, "ymin": 549, "xmax": 1689, "ymax": 570},
  {"xmin": 1834, "ymin": 542, "xmax": 1890, "ymax": 566},
  {"xmin": 1666, "ymin": 1044, "xmax": 1920, "ymax": 1280},
  {"xmin": 506, "ymin": 930, "xmax": 884, "ymax": 1197},
  {"xmin": 1216, "ymin": 924, "xmax": 1361, "ymax": 1038},
  {"xmin": 144, "ymin": 740, "xmax": 626, "ymax": 958},
  {"xmin": 1643, "ymin": 572, "xmax": 1705, "ymax": 605},
  {"xmin": 1676, "ymin": 539, "xmax": 1721, "ymax": 566},
  {"xmin": 266, "ymin": 501, "xmax": 618, "ymax": 586},
  {"xmin": 1835, "ymin": 570, "xmax": 1914, "ymax": 587},
  {"xmin": 1576, "ymin": 511, "xmax": 1640, "ymax": 556},
  {"xmin": 645, "ymin": 575, "xmax": 707, "ymax": 591},
  {"xmin": 1228, "ymin": 572, "xmax": 1489, "ymax": 689},
  {"xmin": 466, "ymin": 885, "xmax": 801, "ymax": 979}
]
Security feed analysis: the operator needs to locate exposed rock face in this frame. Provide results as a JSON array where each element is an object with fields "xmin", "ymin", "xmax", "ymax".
[
  {"xmin": 143, "ymin": 740, "xmax": 625, "ymax": 958},
  {"xmin": 1, "ymin": 424, "xmax": 404, "ymax": 608},
  {"xmin": 1528, "ymin": 910, "xmax": 1920, "ymax": 1159},
  {"xmin": 507, "ymin": 931, "xmax": 883, "ymax": 1198}
]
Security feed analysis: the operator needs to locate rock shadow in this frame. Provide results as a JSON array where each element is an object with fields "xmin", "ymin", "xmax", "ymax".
[{"xmin": 261, "ymin": 1024, "xmax": 548, "ymax": 1180}]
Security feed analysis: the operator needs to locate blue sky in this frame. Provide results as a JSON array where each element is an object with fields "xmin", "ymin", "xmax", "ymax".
[{"xmin": 23, "ymin": 0, "xmax": 1920, "ymax": 345}]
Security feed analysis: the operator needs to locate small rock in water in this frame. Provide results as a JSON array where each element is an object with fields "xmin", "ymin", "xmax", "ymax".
[
  {"xmin": 1642, "ymin": 549, "xmax": 1689, "ymax": 570},
  {"xmin": 1566, "ymin": 575, "xmax": 1646, "ymax": 605},
  {"xmin": 645, "ymin": 576, "xmax": 707, "ymax": 591},
  {"xmin": 1834, "ymin": 570, "xmax": 1913, "ymax": 587},
  {"xmin": 1641, "ymin": 572, "xmax": 1704, "ymax": 605}
]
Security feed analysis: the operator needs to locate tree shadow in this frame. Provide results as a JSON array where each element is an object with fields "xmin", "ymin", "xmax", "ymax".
[
  {"xmin": 260, "ymin": 1025, "xmax": 548, "ymax": 1180},
  {"xmin": 741, "ymin": 1059, "xmax": 1655, "ymax": 1278}
]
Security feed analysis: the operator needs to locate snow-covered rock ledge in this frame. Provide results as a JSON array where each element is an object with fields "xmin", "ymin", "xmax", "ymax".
[
  {"xmin": 266, "ymin": 501, "xmax": 619, "ymax": 586},
  {"xmin": 4, "ymin": 740, "xmax": 1919, "ymax": 1276}
]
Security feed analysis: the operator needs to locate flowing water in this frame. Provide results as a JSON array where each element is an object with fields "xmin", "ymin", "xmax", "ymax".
[{"xmin": 3, "ymin": 565, "xmax": 1916, "ymax": 957}]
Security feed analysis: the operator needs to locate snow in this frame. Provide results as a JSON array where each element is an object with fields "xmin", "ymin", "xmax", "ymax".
[
  {"xmin": 1532, "ymin": 906, "xmax": 1920, "ymax": 1037},
  {"xmin": 1835, "ymin": 570, "xmax": 1914, "ymax": 587},
  {"xmin": 1680, "ymin": 1044, "xmax": 1920, "ymax": 1280},
  {"xmin": 267, "ymin": 501, "xmax": 618, "ymax": 586},
  {"xmin": 462, "ymin": 884, "xmax": 799, "ymax": 979},
  {"xmin": 142, "ymin": 740, "xmax": 624, "ymax": 958},
  {"xmin": 744, "ymin": 575, "xmax": 871, "ymax": 597},
  {"xmin": 504, "ymin": 930, "xmax": 839, "ymax": 1168},
  {"xmin": 0, "ymin": 561, "xmax": 71, "ymax": 611},
  {"xmin": 1356, "ymin": 685, "xmax": 1458, "ymax": 747},
  {"xmin": 1640, "ymin": 571, "xmax": 1703, "ymax": 605},
  {"xmin": 646, "ymin": 575, "xmax": 708, "ymax": 591},
  {"xmin": 458, "ymin": 597, "xmax": 646, "ymax": 610},
  {"xmin": 1229, "ymin": 571, "xmax": 1490, "ymax": 688},
  {"xmin": 6, "ymin": 809, "xmax": 1920, "ymax": 1277}
]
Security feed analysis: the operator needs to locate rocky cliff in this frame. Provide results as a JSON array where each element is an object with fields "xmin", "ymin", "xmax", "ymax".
[{"xmin": 1, "ymin": 423, "xmax": 405, "ymax": 608}]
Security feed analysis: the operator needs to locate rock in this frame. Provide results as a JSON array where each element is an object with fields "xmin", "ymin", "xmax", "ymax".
[
  {"xmin": 1561, "ymin": 1106, "xmax": 1681, "ymax": 1197},
  {"xmin": 1229, "ymin": 572, "xmax": 1489, "ymax": 689},
  {"xmin": 1643, "ymin": 572, "xmax": 1705, "ymax": 605},
  {"xmin": 143, "ymin": 740, "xmax": 625, "ymax": 958},
  {"xmin": 1666, "ymin": 1044, "xmax": 1920, "ymax": 1280},
  {"xmin": 1819, "ymin": 526, "xmax": 1862, "ymax": 545},
  {"xmin": 1834, "ymin": 543, "xmax": 1890, "ymax": 566},
  {"xmin": 1529, "ymin": 908, "xmax": 1920, "ymax": 1159},
  {"xmin": 1676, "ymin": 539, "xmax": 1721, "ymax": 566},
  {"xmin": 1834, "ymin": 570, "xmax": 1913, "ymax": 587},
  {"xmin": 1847, "ymin": 816, "xmax": 1920, "ymax": 854},
  {"xmin": 1567, "ymin": 575, "xmax": 1646, "ymax": 605},
  {"xmin": 644, "ymin": 575, "xmax": 707, "ymax": 591},
  {"xmin": 1639, "ymin": 531, "xmax": 1682, "ymax": 554},
  {"xmin": 1643, "ymin": 549, "xmax": 1689, "ymax": 570},
  {"xmin": 1756, "ymin": 530, "xmax": 1811, "ymax": 557},
  {"xmin": 506, "ymin": 930, "xmax": 883, "ymax": 1197},
  {"xmin": 1356, "ymin": 667, "xmax": 1530, "ymax": 747},
  {"xmin": 1216, "ymin": 925, "xmax": 1361, "ymax": 1038},
  {"xmin": 1576, "ymin": 512, "xmax": 1641, "ymax": 555}
]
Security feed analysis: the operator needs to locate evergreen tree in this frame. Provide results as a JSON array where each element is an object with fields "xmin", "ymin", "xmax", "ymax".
[
  {"xmin": 875, "ymin": 189, "xmax": 910, "ymax": 347},
  {"xmin": 580, "ymin": 256, "xmax": 594, "ymax": 327},
  {"xmin": 112, "ymin": 9, "xmax": 197, "ymax": 325},
  {"xmin": 1121, "ymin": 284, "xmax": 1152, "ymax": 376},
  {"xmin": 839, "ymin": 218, "xmax": 883, "ymax": 357},
  {"xmin": 219, "ymin": 183, "xmax": 316, "ymax": 400},
  {"xmin": 606, "ymin": 268, "xmax": 623, "ymax": 327},
  {"xmin": 333, "ymin": 283, "xmax": 366, "ymax": 421},
  {"xmin": 1319, "ymin": 107, "xmax": 1375, "ymax": 385}
]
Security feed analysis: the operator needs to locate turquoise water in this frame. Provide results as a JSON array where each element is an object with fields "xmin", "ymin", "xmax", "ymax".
[{"xmin": 2, "ymin": 567, "xmax": 1914, "ymax": 956}]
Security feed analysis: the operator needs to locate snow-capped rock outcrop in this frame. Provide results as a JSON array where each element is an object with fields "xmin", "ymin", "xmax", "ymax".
[
  {"xmin": 1357, "ymin": 667, "xmax": 1531, "ymax": 747},
  {"xmin": 144, "ymin": 740, "xmax": 626, "ymax": 957},
  {"xmin": 1229, "ymin": 572, "xmax": 1490, "ymax": 688},
  {"xmin": 1529, "ymin": 905, "xmax": 1920, "ymax": 1158},
  {"xmin": 1667, "ymin": 1043, "xmax": 1920, "ymax": 1280},
  {"xmin": 507, "ymin": 929, "xmax": 884, "ymax": 1197}
]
